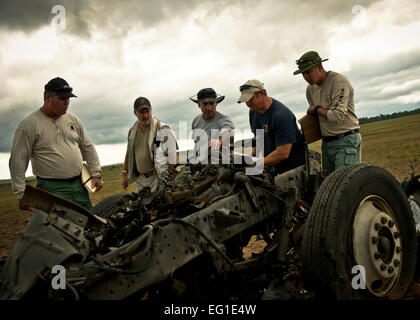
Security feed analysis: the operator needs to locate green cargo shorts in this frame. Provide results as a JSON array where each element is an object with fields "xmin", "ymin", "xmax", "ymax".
[
  {"xmin": 36, "ymin": 176, "xmax": 93, "ymax": 210},
  {"xmin": 321, "ymin": 132, "xmax": 362, "ymax": 176}
]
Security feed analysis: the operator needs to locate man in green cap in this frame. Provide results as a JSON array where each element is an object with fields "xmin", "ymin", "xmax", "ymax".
[{"xmin": 294, "ymin": 51, "xmax": 362, "ymax": 175}]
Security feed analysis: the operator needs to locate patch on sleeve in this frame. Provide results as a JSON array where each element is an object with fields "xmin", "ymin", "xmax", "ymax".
[{"xmin": 338, "ymin": 88, "xmax": 345, "ymax": 103}]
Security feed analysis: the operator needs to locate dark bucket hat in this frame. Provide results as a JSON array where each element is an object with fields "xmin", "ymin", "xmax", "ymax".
[
  {"xmin": 44, "ymin": 77, "xmax": 77, "ymax": 98},
  {"xmin": 293, "ymin": 51, "xmax": 329, "ymax": 75},
  {"xmin": 189, "ymin": 88, "xmax": 225, "ymax": 104}
]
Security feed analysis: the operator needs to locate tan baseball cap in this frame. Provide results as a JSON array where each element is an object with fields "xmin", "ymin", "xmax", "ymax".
[{"xmin": 237, "ymin": 79, "xmax": 265, "ymax": 103}]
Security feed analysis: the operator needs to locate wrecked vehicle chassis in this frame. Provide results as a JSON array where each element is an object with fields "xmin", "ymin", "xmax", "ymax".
[{"xmin": 0, "ymin": 152, "xmax": 418, "ymax": 300}]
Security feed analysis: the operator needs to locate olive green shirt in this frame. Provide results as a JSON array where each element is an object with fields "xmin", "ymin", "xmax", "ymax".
[{"xmin": 306, "ymin": 71, "xmax": 360, "ymax": 136}]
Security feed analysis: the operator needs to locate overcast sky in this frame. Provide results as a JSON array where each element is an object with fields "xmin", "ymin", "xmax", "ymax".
[{"xmin": 1, "ymin": 0, "xmax": 420, "ymax": 179}]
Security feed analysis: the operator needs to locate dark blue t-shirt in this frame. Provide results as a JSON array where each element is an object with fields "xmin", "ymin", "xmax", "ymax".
[{"xmin": 249, "ymin": 98, "xmax": 307, "ymax": 174}]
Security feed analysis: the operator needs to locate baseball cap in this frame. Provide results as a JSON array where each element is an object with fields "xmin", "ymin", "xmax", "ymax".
[
  {"xmin": 134, "ymin": 97, "xmax": 151, "ymax": 111},
  {"xmin": 237, "ymin": 80, "xmax": 265, "ymax": 103},
  {"xmin": 293, "ymin": 51, "xmax": 329, "ymax": 75},
  {"xmin": 44, "ymin": 77, "xmax": 77, "ymax": 98}
]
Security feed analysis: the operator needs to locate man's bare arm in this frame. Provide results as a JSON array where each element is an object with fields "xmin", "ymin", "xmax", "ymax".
[
  {"xmin": 262, "ymin": 143, "xmax": 292, "ymax": 166},
  {"xmin": 121, "ymin": 152, "xmax": 129, "ymax": 190}
]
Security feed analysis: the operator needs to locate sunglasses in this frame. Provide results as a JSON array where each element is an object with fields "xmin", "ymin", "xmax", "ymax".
[
  {"xmin": 239, "ymin": 85, "xmax": 262, "ymax": 92},
  {"xmin": 54, "ymin": 94, "xmax": 70, "ymax": 100}
]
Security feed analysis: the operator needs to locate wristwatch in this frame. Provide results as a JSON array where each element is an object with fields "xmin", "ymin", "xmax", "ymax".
[{"xmin": 314, "ymin": 105, "xmax": 322, "ymax": 115}]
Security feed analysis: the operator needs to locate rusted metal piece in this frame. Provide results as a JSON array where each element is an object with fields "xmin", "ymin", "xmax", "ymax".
[
  {"xmin": 163, "ymin": 174, "xmax": 218, "ymax": 204},
  {"xmin": 82, "ymin": 186, "xmax": 282, "ymax": 299},
  {"xmin": 21, "ymin": 185, "xmax": 106, "ymax": 229}
]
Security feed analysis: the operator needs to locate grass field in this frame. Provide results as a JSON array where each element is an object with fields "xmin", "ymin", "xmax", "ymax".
[{"xmin": 1, "ymin": 113, "xmax": 420, "ymax": 258}]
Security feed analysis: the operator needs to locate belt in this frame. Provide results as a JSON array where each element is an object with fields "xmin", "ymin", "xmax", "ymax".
[
  {"xmin": 141, "ymin": 171, "xmax": 156, "ymax": 178},
  {"xmin": 323, "ymin": 129, "xmax": 360, "ymax": 142},
  {"xmin": 37, "ymin": 175, "xmax": 81, "ymax": 182}
]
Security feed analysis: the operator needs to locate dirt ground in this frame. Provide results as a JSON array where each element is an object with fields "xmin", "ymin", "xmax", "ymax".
[{"xmin": 0, "ymin": 208, "xmax": 33, "ymax": 259}]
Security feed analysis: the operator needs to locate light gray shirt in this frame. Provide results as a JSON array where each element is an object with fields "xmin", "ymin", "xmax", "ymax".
[
  {"xmin": 9, "ymin": 109, "xmax": 101, "ymax": 198},
  {"xmin": 191, "ymin": 111, "xmax": 235, "ymax": 161}
]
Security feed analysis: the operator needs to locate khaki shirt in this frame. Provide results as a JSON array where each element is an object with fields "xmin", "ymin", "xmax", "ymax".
[
  {"xmin": 126, "ymin": 117, "xmax": 178, "ymax": 185},
  {"xmin": 306, "ymin": 71, "xmax": 360, "ymax": 136},
  {"xmin": 9, "ymin": 109, "xmax": 101, "ymax": 198},
  {"xmin": 134, "ymin": 126, "xmax": 155, "ymax": 175}
]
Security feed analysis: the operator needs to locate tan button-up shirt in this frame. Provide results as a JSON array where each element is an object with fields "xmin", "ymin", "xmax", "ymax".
[{"xmin": 306, "ymin": 71, "xmax": 360, "ymax": 136}]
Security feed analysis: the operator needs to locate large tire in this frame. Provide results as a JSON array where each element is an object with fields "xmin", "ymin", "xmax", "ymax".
[
  {"xmin": 301, "ymin": 164, "xmax": 417, "ymax": 299},
  {"xmin": 91, "ymin": 193, "xmax": 132, "ymax": 219}
]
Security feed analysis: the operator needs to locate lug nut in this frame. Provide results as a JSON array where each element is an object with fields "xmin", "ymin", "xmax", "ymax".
[
  {"xmin": 394, "ymin": 232, "xmax": 400, "ymax": 239},
  {"xmin": 374, "ymin": 252, "xmax": 381, "ymax": 260},
  {"xmin": 372, "ymin": 237, "xmax": 378, "ymax": 244},
  {"xmin": 381, "ymin": 217, "xmax": 387, "ymax": 224},
  {"xmin": 394, "ymin": 259, "xmax": 400, "ymax": 267},
  {"xmin": 396, "ymin": 247, "xmax": 402, "ymax": 253},
  {"xmin": 388, "ymin": 266, "xmax": 394, "ymax": 274},
  {"xmin": 375, "ymin": 223, "xmax": 381, "ymax": 230},
  {"xmin": 380, "ymin": 264, "xmax": 387, "ymax": 271},
  {"xmin": 388, "ymin": 221, "xmax": 395, "ymax": 228}
]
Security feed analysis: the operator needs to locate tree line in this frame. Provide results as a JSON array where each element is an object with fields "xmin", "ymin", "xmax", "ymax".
[{"xmin": 359, "ymin": 108, "xmax": 420, "ymax": 124}]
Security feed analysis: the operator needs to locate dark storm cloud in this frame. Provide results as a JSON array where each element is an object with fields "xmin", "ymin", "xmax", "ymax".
[
  {"xmin": 341, "ymin": 49, "xmax": 420, "ymax": 116},
  {"xmin": 0, "ymin": 0, "xmax": 242, "ymax": 37},
  {"xmin": 348, "ymin": 49, "xmax": 420, "ymax": 83},
  {"xmin": 0, "ymin": 103, "xmax": 36, "ymax": 152},
  {"xmin": 0, "ymin": 96, "xmax": 133, "ymax": 152},
  {"xmin": 0, "ymin": 0, "xmax": 89, "ymax": 35},
  {"xmin": 70, "ymin": 96, "xmax": 202, "ymax": 147}
]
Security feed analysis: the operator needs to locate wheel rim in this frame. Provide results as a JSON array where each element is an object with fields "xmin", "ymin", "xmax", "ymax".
[{"xmin": 353, "ymin": 195, "xmax": 402, "ymax": 297}]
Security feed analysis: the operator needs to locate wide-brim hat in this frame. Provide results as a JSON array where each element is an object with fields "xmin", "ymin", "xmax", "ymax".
[
  {"xmin": 189, "ymin": 88, "xmax": 225, "ymax": 103},
  {"xmin": 44, "ymin": 77, "xmax": 77, "ymax": 98},
  {"xmin": 237, "ymin": 79, "xmax": 265, "ymax": 103},
  {"xmin": 293, "ymin": 51, "xmax": 329, "ymax": 75}
]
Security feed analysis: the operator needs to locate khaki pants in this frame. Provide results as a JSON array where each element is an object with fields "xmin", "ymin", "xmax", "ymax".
[{"xmin": 321, "ymin": 132, "xmax": 362, "ymax": 176}]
